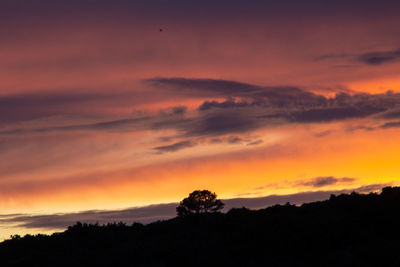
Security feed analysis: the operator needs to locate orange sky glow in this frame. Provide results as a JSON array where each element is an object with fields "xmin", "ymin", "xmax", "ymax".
[{"xmin": 1, "ymin": 0, "xmax": 400, "ymax": 240}]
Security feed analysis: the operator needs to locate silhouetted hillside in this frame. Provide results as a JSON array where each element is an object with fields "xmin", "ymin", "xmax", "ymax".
[{"xmin": 2, "ymin": 187, "xmax": 400, "ymax": 266}]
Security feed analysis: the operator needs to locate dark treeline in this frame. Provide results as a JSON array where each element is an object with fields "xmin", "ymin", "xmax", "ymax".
[{"xmin": 2, "ymin": 187, "xmax": 400, "ymax": 266}]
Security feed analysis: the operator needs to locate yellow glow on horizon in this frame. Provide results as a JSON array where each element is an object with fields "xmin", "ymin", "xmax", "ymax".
[{"xmin": 0, "ymin": 124, "xmax": 398, "ymax": 215}]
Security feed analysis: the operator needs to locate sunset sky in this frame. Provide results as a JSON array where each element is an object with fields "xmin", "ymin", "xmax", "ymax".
[{"xmin": 1, "ymin": 0, "xmax": 400, "ymax": 239}]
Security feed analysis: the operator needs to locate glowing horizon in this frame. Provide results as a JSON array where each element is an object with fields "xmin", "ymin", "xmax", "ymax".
[{"xmin": 1, "ymin": 0, "xmax": 400, "ymax": 240}]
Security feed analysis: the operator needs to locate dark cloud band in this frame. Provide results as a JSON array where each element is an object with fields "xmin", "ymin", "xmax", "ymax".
[
  {"xmin": 0, "ymin": 184, "xmax": 389, "ymax": 231},
  {"xmin": 2, "ymin": 78, "xmax": 400, "ymax": 142}
]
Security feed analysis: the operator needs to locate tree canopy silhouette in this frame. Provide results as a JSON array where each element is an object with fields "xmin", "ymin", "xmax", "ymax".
[
  {"xmin": 176, "ymin": 190, "xmax": 224, "ymax": 216},
  {"xmin": 3, "ymin": 187, "xmax": 400, "ymax": 266}
]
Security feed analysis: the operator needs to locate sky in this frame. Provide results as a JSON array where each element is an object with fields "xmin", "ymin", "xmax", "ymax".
[{"xmin": 1, "ymin": 0, "xmax": 400, "ymax": 239}]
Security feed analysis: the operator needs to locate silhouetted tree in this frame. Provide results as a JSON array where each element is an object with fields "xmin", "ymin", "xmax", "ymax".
[
  {"xmin": 176, "ymin": 190, "xmax": 224, "ymax": 216},
  {"xmin": 3, "ymin": 187, "xmax": 400, "ymax": 267}
]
